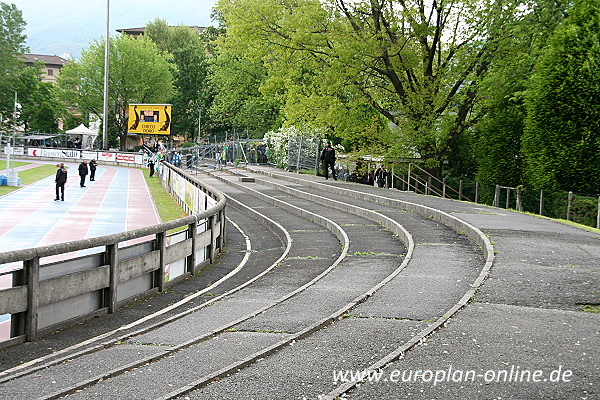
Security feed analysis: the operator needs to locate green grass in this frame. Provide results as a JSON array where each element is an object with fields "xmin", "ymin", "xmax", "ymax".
[
  {"xmin": 0, "ymin": 162, "xmax": 60, "ymax": 196},
  {"xmin": 578, "ymin": 304, "xmax": 600, "ymax": 313},
  {"xmin": 522, "ymin": 210, "xmax": 600, "ymax": 235},
  {"xmin": 142, "ymin": 171, "xmax": 188, "ymax": 233}
]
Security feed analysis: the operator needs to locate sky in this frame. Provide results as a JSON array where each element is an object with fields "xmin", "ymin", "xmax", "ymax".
[{"xmin": 10, "ymin": 0, "xmax": 218, "ymax": 59}]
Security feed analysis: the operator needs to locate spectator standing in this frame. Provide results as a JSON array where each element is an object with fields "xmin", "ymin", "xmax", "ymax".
[
  {"xmin": 78, "ymin": 160, "xmax": 88, "ymax": 187},
  {"xmin": 320, "ymin": 142, "xmax": 337, "ymax": 180},
  {"xmin": 374, "ymin": 165, "xmax": 388, "ymax": 188},
  {"xmin": 257, "ymin": 143, "xmax": 267, "ymax": 163},
  {"xmin": 89, "ymin": 159, "xmax": 98, "ymax": 181},
  {"xmin": 54, "ymin": 163, "xmax": 67, "ymax": 201},
  {"xmin": 148, "ymin": 159, "xmax": 155, "ymax": 177},
  {"xmin": 247, "ymin": 144, "xmax": 256, "ymax": 164}
]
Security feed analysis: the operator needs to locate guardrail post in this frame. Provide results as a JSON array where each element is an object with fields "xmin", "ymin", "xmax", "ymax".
[
  {"xmin": 493, "ymin": 185, "xmax": 500, "ymax": 207},
  {"xmin": 516, "ymin": 186, "xmax": 523, "ymax": 212},
  {"xmin": 442, "ymin": 178, "xmax": 446, "ymax": 198},
  {"xmin": 188, "ymin": 222, "xmax": 197, "ymax": 274},
  {"xmin": 209, "ymin": 214, "xmax": 216, "ymax": 263},
  {"xmin": 156, "ymin": 232, "xmax": 166, "ymax": 291},
  {"xmin": 539, "ymin": 189, "xmax": 544, "ymax": 215},
  {"xmin": 475, "ymin": 182, "xmax": 479, "ymax": 203},
  {"xmin": 407, "ymin": 164, "xmax": 412, "ymax": 191},
  {"xmin": 459, "ymin": 180, "xmax": 464, "ymax": 200},
  {"xmin": 105, "ymin": 243, "xmax": 118, "ymax": 313},
  {"xmin": 10, "ymin": 269, "xmax": 26, "ymax": 338},
  {"xmin": 596, "ymin": 196, "xmax": 600, "ymax": 229},
  {"xmin": 219, "ymin": 208, "xmax": 226, "ymax": 250},
  {"xmin": 25, "ymin": 256, "xmax": 40, "ymax": 342},
  {"xmin": 505, "ymin": 187, "xmax": 511, "ymax": 208},
  {"xmin": 566, "ymin": 191, "xmax": 573, "ymax": 221}
]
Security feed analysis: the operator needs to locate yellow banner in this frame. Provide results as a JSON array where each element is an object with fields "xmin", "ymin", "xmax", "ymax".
[{"xmin": 128, "ymin": 104, "xmax": 172, "ymax": 135}]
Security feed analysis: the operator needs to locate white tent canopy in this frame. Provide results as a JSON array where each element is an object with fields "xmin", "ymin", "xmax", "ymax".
[{"xmin": 66, "ymin": 124, "xmax": 98, "ymax": 149}]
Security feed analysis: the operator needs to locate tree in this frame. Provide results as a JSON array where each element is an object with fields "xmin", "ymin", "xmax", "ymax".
[
  {"xmin": 523, "ymin": 0, "xmax": 600, "ymax": 193},
  {"xmin": 473, "ymin": 0, "xmax": 569, "ymax": 200},
  {"xmin": 58, "ymin": 34, "xmax": 173, "ymax": 149},
  {"xmin": 208, "ymin": 52, "xmax": 282, "ymax": 138},
  {"xmin": 0, "ymin": 2, "xmax": 27, "ymax": 133},
  {"xmin": 216, "ymin": 0, "xmax": 522, "ymax": 170},
  {"xmin": 145, "ymin": 18, "xmax": 216, "ymax": 142},
  {"xmin": 17, "ymin": 65, "xmax": 63, "ymax": 133}
]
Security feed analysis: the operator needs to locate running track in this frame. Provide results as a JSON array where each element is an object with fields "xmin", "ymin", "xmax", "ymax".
[{"xmin": 0, "ymin": 161, "xmax": 161, "ymax": 337}]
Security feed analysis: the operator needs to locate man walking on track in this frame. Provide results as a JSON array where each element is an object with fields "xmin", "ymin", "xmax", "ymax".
[
  {"xmin": 89, "ymin": 159, "xmax": 98, "ymax": 181},
  {"xmin": 54, "ymin": 163, "xmax": 67, "ymax": 201},
  {"xmin": 78, "ymin": 160, "xmax": 88, "ymax": 187},
  {"xmin": 320, "ymin": 142, "xmax": 337, "ymax": 180}
]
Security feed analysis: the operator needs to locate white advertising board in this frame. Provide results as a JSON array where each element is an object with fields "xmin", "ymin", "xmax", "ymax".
[
  {"xmin": 2, "ymin": 146, "xmax": 25, "ymax": 155},
  {"xmin": 28, "ymin": 148, "xmax": 81, "ymax": 159},
  {"xmin": 97, "ymin": 152, "xmax": 116, "ymax": 162},
  {"xmin": 81, "ymin": 151, "xmax": 98, "ymax": 160},
  {"xmin": 116, "ymin": 153, "xmax": 143, "ymax": 164}
]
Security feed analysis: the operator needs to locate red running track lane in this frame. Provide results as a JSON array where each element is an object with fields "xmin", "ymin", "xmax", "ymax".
[
  {"xmin": 36, "ymin": 167, "xmax": 118, "ymax": 265},
  {"xmin": 0, "ymin": 164, "xmax": 161, "ymax": 340},
  {"xmin": 125, "ymin": 168, "xmax": 161, "ymax": 245}
]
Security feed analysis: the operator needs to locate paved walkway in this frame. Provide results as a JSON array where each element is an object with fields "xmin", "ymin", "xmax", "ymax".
[
  {"xmin": 0, "ymin": 164, "xmax": 598, "ymax": 399},
  {"xmin": 0, "ymin": 160, "xmax": 160, "ymax": 339}
]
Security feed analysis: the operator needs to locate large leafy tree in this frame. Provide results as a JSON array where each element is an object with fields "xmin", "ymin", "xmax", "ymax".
[
  {"xmin": 208, "ymin": 52, "xmax": 282, "ymax": 138},
  {"xmin": 17, "ymin": 66, "xmax": 63, "ymax": 133},
  {"xmin": 473, "ymin": 0, "xmax": 569, "ymax": 199},
  {"xmin": 146, "ymin": 19, "xmax": 216, "ymax": 142},
  {"xmin": 58, "ymin": 34, "xmax": 173, "ymax": 149},
  {"xmin": 216, "ymin": 0, "xmax": 522, "ymax": 169},
  {"xmin": 0, "ymin": 2, "xmax": 27, "ymax": 133},
  {"xmin": 523, "ymin": 0, "xmax": 600, "ymax": 193}
]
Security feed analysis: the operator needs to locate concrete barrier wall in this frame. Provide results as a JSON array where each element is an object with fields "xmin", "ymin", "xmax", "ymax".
[{"xmin": 0, "ymin": 163, "xmax": 226, "ymax": 348}]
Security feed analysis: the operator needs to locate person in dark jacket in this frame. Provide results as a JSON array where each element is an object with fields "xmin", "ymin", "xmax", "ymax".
[
  {"xmin": 374, "ymin": 164, "xmax": 388, "ymax": 188},
  {"xmin": 89, "ymin": 159, "xmax": 98, "ymax": 181},
  {"xmin": 320, "ymin": 142, "xmax": 337, "ymax": 180},
  {"xmin": 78, "ymin": 160, "xmax": 88, "ymax": 187},
  {"xmin": 148, "ymin": 159, "xmax": 155, "ymax": 177},
  {"xmin": 55, "ymin": 163, "xmax": 67, "ymax": 201}
]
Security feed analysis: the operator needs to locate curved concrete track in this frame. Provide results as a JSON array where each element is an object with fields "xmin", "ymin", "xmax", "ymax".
[{"xmin": 0, "ymin": 164, "xmax": 597, "ymax": 400}]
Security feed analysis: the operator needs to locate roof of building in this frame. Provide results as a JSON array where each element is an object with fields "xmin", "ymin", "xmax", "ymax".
[
  {"xmin": 116, "ymin": 26, "xmax": 206, "ymax": 35},
  {"xmin": 22, "ymin": 54, "xmax": 69, "ymax": 67}
]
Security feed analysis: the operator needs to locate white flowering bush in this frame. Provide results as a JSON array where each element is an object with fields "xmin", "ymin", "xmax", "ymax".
[{"xmin": 264, "ymin": 126, "xmax": 324, "ymax": 169}]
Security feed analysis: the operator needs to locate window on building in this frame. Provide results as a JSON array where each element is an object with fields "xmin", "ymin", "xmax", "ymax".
[{"xmin": 47, "ymin": 69, "xmax": 54, "ymax": 76}]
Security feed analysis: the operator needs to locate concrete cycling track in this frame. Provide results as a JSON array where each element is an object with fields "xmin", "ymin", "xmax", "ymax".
[{"xmin": 0, "ymin": 163, "xmax": 597, "ymax": 399}]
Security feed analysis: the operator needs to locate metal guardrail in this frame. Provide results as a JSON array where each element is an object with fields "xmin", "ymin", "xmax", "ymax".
[{"xmin": 0, "ymin": 162, "xmax": 226, "ymax": 348}]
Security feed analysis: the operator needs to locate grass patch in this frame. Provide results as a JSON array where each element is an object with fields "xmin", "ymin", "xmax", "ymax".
[
  {"xmin": 521, "ymin": 211, "xmax": 600, "ymax": 235},
  {"xmin": 578, "ymin": 304, "xmax": 600, "ymax": 313},
  {"xmin": 143, "ymin": 173, "xmax": 188, "ymax": 233},
  {"xmin": 0, "ymin": 163, "xmax": 59, "ymax": 196}
]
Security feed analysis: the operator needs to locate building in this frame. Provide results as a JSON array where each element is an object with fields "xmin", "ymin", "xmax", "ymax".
[
  {"xmin": 116, "ymin": 26, "xmax": 206, "ymax": 37},
  {"xmin": 22, "ymin": 54, "xmax": 69, "ymax": 84}
]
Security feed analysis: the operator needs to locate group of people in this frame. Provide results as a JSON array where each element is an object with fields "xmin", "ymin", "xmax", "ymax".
[
  {"xmin": 66, "ymin": 138, "xmax": 82, "ymax": 149},
  {"xmin": 320, "ymin": 141, "xmax": 388, "ymax": 188},
  {"xmin": 54, "ymin": 158, "xmax": 98, "ymax": 201}
]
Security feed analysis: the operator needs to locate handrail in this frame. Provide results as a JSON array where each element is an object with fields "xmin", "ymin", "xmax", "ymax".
[{"xmin": 392, "ymin": 162, "xmax": 473, "ymax": 202}]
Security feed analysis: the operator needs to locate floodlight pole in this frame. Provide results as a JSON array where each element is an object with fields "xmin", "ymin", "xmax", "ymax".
[
  {"xmin": 197, "ymin": 106, "xmax": 201, "ymax": 144},
  {"xmin": 10, "ymin": 92, "xmax": 17, "ymax": 172},
  {"xmin": 102, "ymin": 0, "xmax": 110, "ymax": 149}
]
